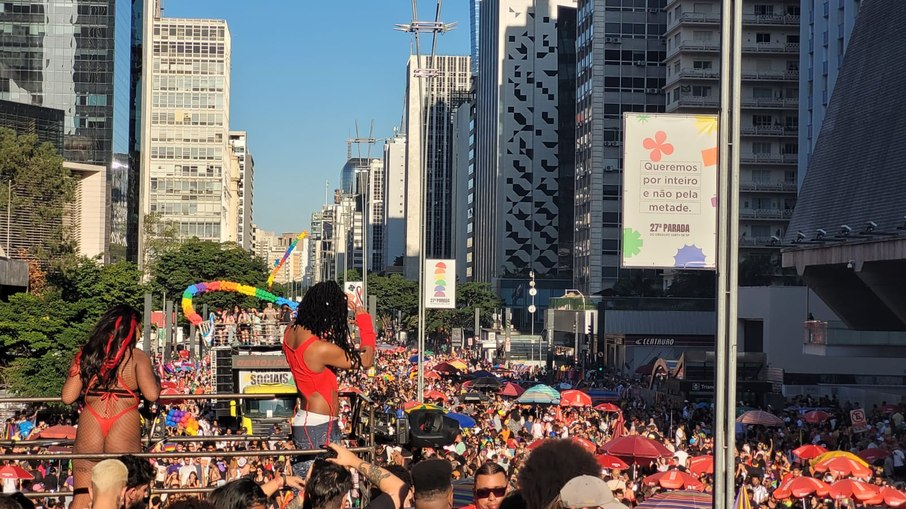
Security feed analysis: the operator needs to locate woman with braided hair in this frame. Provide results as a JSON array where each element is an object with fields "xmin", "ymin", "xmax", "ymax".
[
  {"xmin": 62, "ymin": 304, "xmax": 160, "ymax": 509},
  {"xmin": 282, "ymin": 281, "xmax": 376, "ymax": 478}
]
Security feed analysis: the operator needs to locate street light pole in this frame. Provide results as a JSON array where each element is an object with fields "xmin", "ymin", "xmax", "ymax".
[
  {"xmin": 528, "ymin": 271, "xmax": 537, "ymax": 362},
  {"xmin": 562, "ymin": 288, "xmax": 586, "ymax": 366}
]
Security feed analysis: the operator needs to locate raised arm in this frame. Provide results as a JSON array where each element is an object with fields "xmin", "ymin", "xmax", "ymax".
[
  {"xmin": 134, "ymin": 348, "xmax": 161, "ymax": 402},
  {"xmin": 328, "ymin": 443, "xmax": 408, "ymax": 509},
  {"xmin": 355, "ymin": 312, "xmax": 376, "ymax": 369}
]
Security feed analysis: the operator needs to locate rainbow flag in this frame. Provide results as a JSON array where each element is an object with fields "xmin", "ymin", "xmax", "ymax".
[{"xmin": 735, "ymin": 486, "xmax": 753, "ymax": 509}]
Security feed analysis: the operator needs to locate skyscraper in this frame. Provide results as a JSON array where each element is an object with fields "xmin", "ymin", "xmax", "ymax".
[
  {"xmin": 403, "ymin": 55, "xmax": 471, "ymax": 279},
  {"xmin": 0, "ymin": 0, "xmax": 142, "ymax": 261},
  {"xmin": 470, "ymin": 0, "xmax": 481, "ymax": 75},
  {"xmin": 229, "ymin": 131, "xmax": 254, "ymax": 250},
  {"xmin": 573, "ymin": 0, "xmax": 667, "ymax": 295},
  {"xmin": 140, "ymin": 10, "xmax": 232, "ymax": 245},
  {"xmin": 382, "ymin": 133, "xmax": 407, "ymax": 271},
  {"xmin": 664, "ymin": 0, "xmax": 800, "ymax": 276},
  {"xmin": 798, "ymin": 0, "xmax": 860, "ymax": 187},
  {"xmin": 470, "ymin": 0, "xmax": 578, "ymax": 282}
]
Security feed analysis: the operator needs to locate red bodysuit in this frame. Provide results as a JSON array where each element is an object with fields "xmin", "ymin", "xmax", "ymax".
[
  {"xmin": 83, "ymin": 373, "xmax": 140, "ymax": 437},
  {"xmin": 283, "ymin": 313, "xmax": 375, "ymax": 410}
]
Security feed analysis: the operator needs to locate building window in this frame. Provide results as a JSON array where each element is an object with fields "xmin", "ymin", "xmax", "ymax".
[
  {"xmin": 693, "ymin": 60, "xmax": 713, "ymax": 69},
  {"xmin": 692, "ymin": 31, "xmax": 712, "ymax": 41},
  {"xmin": 752, "ymin": 87, "xmax": 773, "ymax": 99},
  {"xmin": 752, "ymin": 114, "xmax": 772, "ymax": 127},
  {"xmin": 754, "ymin": 5, "xmax": 774, "ymax": 15},
  {"xmin": 752, "ymin": 142, "xmax": 771, "ymax": 154},
  {"xmin": 756, "ymin": 33, "xmax": 771, "ymax": 43},
  {"xmin": 691, "ymin": 86, "xmax": 711, "ymax": 97}
]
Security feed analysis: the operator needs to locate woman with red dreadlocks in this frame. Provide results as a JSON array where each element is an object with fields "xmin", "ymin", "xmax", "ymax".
[{"xmin": 62, "ymin": 304, "xmax": 160, "ymax": 509}]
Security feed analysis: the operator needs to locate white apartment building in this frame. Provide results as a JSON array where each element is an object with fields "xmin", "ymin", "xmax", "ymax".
[
  {"xmin": 382, "ymin": 133, "xmax": 407, "ymax": 272},
  {"xmin": 229, "ymin": 131, "xmax": 254, "ymax": 250},
  {"xmin": 253, "ymin": 226, "xmax": 308, "ymax": 287},
  {"xmin": 798, "ymin": 0, "xmax": 860, "ymax": 187},
  {"xmin": 664, "ymin": 0, "xmax": 800, "ymax": 268},
  {"xmin": 403, "ymin": 55, "xmax": 471, "ymax": 279},
  {"xmin": 140, "ymin": 12, "xmax": 233, "ymax": 245}
]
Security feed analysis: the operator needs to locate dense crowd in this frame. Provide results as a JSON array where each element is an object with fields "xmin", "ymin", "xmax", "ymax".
[
  {"xmin": 207, "ymin": 303, "xmax": 296, "ymax": 346},
  {"xmin": 2, "ymin": 330, "xmax": 906, "ymax": 509}
]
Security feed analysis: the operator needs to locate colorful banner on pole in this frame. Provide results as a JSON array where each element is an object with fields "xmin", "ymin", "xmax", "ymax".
[
  {"xmin": 425, "ymin": 259, "xmax": 456, "ymax": 309},
  {"xmin": 621, "ymin": 113, "xmax": 718, "ymax": 269}
]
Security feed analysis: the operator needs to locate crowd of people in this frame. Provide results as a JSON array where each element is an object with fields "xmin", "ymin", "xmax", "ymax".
[
  {"xmin": 207, "ymin": 303, "xmax": 295, "ymax": 347},
  {"xmin": 1, "ymin": 282, "xmax": 906, "ymax": 509}
]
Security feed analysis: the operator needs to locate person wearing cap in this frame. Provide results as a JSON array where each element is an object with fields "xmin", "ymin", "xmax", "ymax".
[
  {"xmin": 89, "ymin": 459, "xmax": 128, "ymax": 509},
  {"xmin": 411, "ymin": 459, "xmax": 454, "ymax": 509},
  {"xmin": 555, "ymin": 476, "xmax": 627, "ymax": 509},
  {"xmin": 460, "ymin": 462, "xmax": 509, "ymax": 509}
]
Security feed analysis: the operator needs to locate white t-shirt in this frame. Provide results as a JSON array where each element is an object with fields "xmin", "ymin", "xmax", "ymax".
[{"xmin": 674, "ymin": 449, "xmax": 689, "ymax": 468}]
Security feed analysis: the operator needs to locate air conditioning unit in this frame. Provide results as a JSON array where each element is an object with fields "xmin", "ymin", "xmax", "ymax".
[
  {"xmin": 603, "ymin": 141, "xmax": 620, "ymax": 147},
  {"xmin": 648, "ymin": 8, "xmax": 660, "ymax": 13},
  {"xmin": 646, "ymin": 88, "xmax": 661, "ymax": 94},
  {"xmin": 604, "ymin": 37, "xmax": 621, "ymax": 44},
  {"xmin": 634, "ymin": 60, "xmax": 646, "ymax": 66}
]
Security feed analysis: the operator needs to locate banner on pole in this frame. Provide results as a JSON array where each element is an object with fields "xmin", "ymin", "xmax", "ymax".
[
  {"xmin": 621, "ymin": 113, "xmax": 719, "ymax": 269},
  {"xmin": 425, "ymin": 259, "xmax": 456, "ymax": 309},
  {"xmin": 850, "ymin": 409, "xmax": 869, "ymax": 433},
  {"xmin": 344, "ymin": 281, "xmax": 364, "ymax": 308}
]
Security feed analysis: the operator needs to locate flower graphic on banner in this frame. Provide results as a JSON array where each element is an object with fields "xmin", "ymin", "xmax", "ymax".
[
  {"xmin": 636, "ymin": 115, "xmax": 651, "ymax": 123},
  {"xmin": 623, "ymin": 228, "xmax": 644, "ymax": 257},
  {"xmin": 673, "ymin": 245, "xmax": 707, "ymax": 268},
  {"xmin": 695, "ymin": 115, "xmax": 718, "ymax": 136},
  {"xmin": 642, "ymin": 131, "xmax": 674, "ymax": 162},
  {"xmin": 433, "ymin": 262, "xmax": 448, "ymax": 297}
]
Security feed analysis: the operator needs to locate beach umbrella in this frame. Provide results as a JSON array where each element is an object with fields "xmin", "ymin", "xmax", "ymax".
[
  {"xmin": 571, "ymin": 437, "xmax": 597, "ymax": 454},
  {"xmin": 339, "ymin": 386, "xmax": 363, "ymax": 395},
  {"xmin": 35, "ymin": 425, "xmax": 77, "ymax": 440},
  {"xmin": 498, "ymin": 382, "xmax": 525, "ymax": 397},
  {"xmin": 737, "ymin": 410, "xmax": 783, "ymax": 427},
  {"xmin": 802, "ymin": 410, "xmax": 831, "ymax": 424},
  {"xmin": 595, "ymin": 402, "xmax": 621, "ymax": 412},
  {"xmin": 857, "ymin": 447, "xmax": 889, "ymax": 464},
  {"xmin": 864, "ymin": 486, "xmax": 906, "ymax": 507},
  {"xmin": 643, "ymin": 469, "xmax": 705, "ymax": 491},
  {"xmin": 596, "ymin": 454, "xmax": 630, "ymax": 470},
  {"xmin": 0, "ymin": 465, "xmax": 34, "ymax": 480},
  {"xmin": 687, "ymin": 455, "xmax": 713, "ymax": 476},
  {"xmin": 813, "ymin": 456, "xmax": 872, "ymax": 478},
  {"xmin": 600, "ymin": 435, "xmax": 673, "ymax": 463},
  {"xmin": 405, "ymin": 403, "xmax": 444, "ymax": 413},
  {"xmin": 516, "ymin": 385, "xmax": 561, "ymax": 405},
  {"xmin": 433, "ymin": 362, "xmax": 460, "ymax": 374},
  {"xmin": 448, "ymin": 360, "xmax": 469, "ymax": 371},
  {"xmin": 424, "ymin": 371, "xmax": 442, "ymax": 380},
  {"xmin": 559, "ymin": 390, "xmax": 592, "ymax": 407},
  {"xmin": 813, "ymin": 450, "xmax": 869, "ymax": 467},
  {"xmin": 792, "ymin": 444, "xmax": 827, "ymax": 460},
  {"xmin": 445, "ymin": 413, "xmax": 476, "ymax": 429},
  {"xmin": 471, "ymin": 377, "xmax": 502, "ymax": 390},
  {"xmin": 470, "ymin": 370, "xmax": 495, "ymax": 379},
  {"xmin": 636, "ymin": 490, "xmax": 711, "ymax": 509},
  {"xmin": 826, "ymin": 479, "xmax": 878, "ymax": 502},
  {"xmin": 773, "ymin": 476, "xmax": 829, "ymax": 500}
]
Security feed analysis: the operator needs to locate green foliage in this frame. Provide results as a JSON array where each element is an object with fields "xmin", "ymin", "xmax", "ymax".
[
  {"xmin": 0, "ymin": 127, "xmax": 76, "ymax": 258},
  {"xmin": 150, "ymin": 238, "xmax": 271, "ymax": 311},
  {"xmin": 367, "ymin": 274, "xmax": 418, "ymax": 328},
  {"xmin": 667, "ymin": 271, "xmax": 716, "ymax": 298},
  {"xmin": 424, "ymin": 282, "xmax": 502, "ymax": 332},
  {"xmin": 611, "ymin": 269, "xmax": 664, "ymax": 297},
  {"xmin": 49, "ymin": 258, "xmax": 146, "ymax": 316}
]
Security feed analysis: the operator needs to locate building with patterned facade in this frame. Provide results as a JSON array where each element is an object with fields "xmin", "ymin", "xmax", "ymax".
[
  {"xmin": 0, "ymin": 0, "xmax": 143, "ymax": 261},
  {"xmin": 573, "ymin": 0, "xmax": 667, "ymax": 295},
  {"xmin": 664, "ymin": 0, "xmax": 801, "ymax": 271},
  {"xmin": 402, "ymin": 55, "xmax": 471, "ymax": 279},
  {"xmin": 470, "ymin": 0, "xmax": 577, "ymax": 283},
  {"xmin": 229, "ymin": 131, "xmax": 254, "ymax": 250},
  {"xmin": 140, "ymin": 10, "xmax": 233, "ymax": 246}
]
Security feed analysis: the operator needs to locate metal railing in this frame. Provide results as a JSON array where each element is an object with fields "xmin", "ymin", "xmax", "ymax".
[
  {"xmin": 204, "ymin": 322, "xmax": 291, "ymax": 347},
  {"xmin": 738, "ymin": 208, "xmax": 794, "ymax": 220},
  {"xmin": 739, "ymin": 180, "xmax": 798, "ymax": 192},
  {"xmin": 742, "ymin": 14, "xmax": 801, "ymax": 25}
]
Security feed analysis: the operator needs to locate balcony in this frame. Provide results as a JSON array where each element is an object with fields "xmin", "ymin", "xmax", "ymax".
[
  {"xmin": 742, "ymin": 14, "xmax": 802, "ymax": 26},
  {"xmin": 738, "ymin": 208, "xmax": 794, "ymax": 220},
  {"xmin": 803, "ymin": 320, "xmax": 906, "ymax": 357},
  {"xmin": 739, "ymin": 180, "xmax": 798, "ymax": 192},
  {"xmin": 738, "ymin": 236, "xmax": 781, "ymax": 247},
  {"xmin": 740, "ymin": 97, "xmax": 798, "ymax": 110},
  {"xmin": 679, "ymin": 68, "xmax": 720, "ymax": 79},
  {"xmin": 742, "ymin": 42, "xmax": 800, "ymax": 54},
  {"xmin": 740, "ymin": 125, "xmax": 797, "ymax": 137},
  {"xmin": 673, "ymin": 95, "xmax": 720, "ymax": 108},
  {"xmin": 740, "ymin": 153, "xmax": 798, "ymax": 164},
  {"xmin": 741, "ymin": 70, "xmax": 799, "ymax": 81},
  {"xmin": 669, "ymin": 41, "xmax": 721, "ymax": 59}
]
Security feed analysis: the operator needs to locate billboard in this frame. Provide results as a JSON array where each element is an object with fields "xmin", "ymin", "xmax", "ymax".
[
  {"xmin": 622, "ymin": 113, "xmax": 719, "ymax": 269},
  {"xmin": 425, "ymin": 259, "xmax": 456, "ymax": 309}
]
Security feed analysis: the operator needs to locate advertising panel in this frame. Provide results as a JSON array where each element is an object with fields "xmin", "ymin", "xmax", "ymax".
[{"xmin": 425, "ymin": 259, "xmax": 456, "ymax": 309}]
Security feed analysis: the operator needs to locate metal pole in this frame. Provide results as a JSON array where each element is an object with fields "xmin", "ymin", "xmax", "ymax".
[
  {"xmin": 416, "ymin": 60, "xmax": 434, "ymax": 404},
  {"xmin": 163, "ymin": 300, "xmax": 172, "ymax": 363},
  {"xmin": 362, "ymin": 167, "xmax": 368, "ymax": 302},
  {"xmin": 714, "ymin": 0, "xmax": 742, "ymax": 507},
  {"xmin": 143, "ymin": 292, "xmax": 152, "ymax": 352},
  {"xmin": 5, "ymin": 179, "xmax": 10, "ymax": 254}
]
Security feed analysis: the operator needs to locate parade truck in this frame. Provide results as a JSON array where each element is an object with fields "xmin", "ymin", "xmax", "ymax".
[{"xmin": 211, "ymin": 341, "xmax": 298, "ymax": 435}]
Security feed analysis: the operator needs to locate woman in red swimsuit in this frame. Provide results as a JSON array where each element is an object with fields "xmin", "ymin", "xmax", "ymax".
[
  {"xmin": 62, "ymin": 305, "xmax": 160, "ymax": 509},
  {"xmin": 282, "ymin": 282, "xmax": 375, "ymax": 478}
]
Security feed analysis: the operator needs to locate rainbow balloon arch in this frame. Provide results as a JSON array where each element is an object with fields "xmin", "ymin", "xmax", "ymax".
[{"xmin": 181, "ymin": 280, "xmax": 298, "ymax": 326}]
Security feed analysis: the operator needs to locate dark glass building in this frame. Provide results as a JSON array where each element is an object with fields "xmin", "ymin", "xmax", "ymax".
[
  {"xmin": 0, "ymin": 0, "xmax": 141, "ymax": 261},
  {"xmin": 0, "ymin": 99, "xmax": 64, "ymax": 152}
]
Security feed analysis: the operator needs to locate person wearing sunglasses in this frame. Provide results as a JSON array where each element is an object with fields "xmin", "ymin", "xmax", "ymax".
[{"xmin": 461, "ymin": 463, "xmax": 509, "ymax": 509}]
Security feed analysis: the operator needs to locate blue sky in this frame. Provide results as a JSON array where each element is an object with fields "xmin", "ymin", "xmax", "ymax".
[{"xmin": 165, "ymin": 1, "xmax": 471, "ymax": 235}]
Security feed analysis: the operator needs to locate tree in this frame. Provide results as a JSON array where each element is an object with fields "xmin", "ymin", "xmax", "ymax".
[
  {"xmin": 0, "ymin": 128, "xmax": 76, "ymax": 260},
  {"xmin": 739, "ymin": 256, "xmax": 776, "ymax": 286},
  {"xmin": 367, "ymin": 274, "xmax": 418, "ymax": 331},
  {"xmin": 667, "ymin": 271, "xmax": 716, "ymax": 298},
  {"xmin": 151, "ymin": 238, "xmax": 271, "ymax": 311},
  {"xmin": 424, "ymin": 281, "xmax": 503, "ymax": 333},
  {"xmin": 141, "ymin": 213, "xmax": 180, "ymax": 279},
  {"xmin": 611, "ymin": 269, "xmax": 664, "ymax": 297}
]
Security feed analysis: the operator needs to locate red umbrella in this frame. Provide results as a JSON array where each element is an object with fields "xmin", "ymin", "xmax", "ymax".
[
  {"xmin": 813, "ymin": 456, "xmax": 873, "ymax": 478},
  {"xmin": 792, "ymin": 444, "xmax": 827, "ymax": 460},
  {"xmin": 498, "ymin": 382, "xmax": 525, "ymax": 397},
  {"xmin": 857, "ymin": 447, "xmax": 890, "ymax": 464},
  {"xmin": 403, "ymin": 400, "xmax": 420, "ymax": 410},
  {"xmin": 0, "ymin": 465, "xmax": 34, "ymax": 480},
  {"xmin": 803, "ymin": 410, "xmax": 831, "ymax": 424},
  {"xmin": 737, "ymin": 410, "xmax": 784, "ymax": 427},
  {"xmin": 596, "ymin": 454, "xmax": 630, "ymax": 470},
  {"xmin": 637, "ymin": 491, "xmax": 711, "ymax": 508},
  {"xmin": 571, "ymin": 437, "xmax": 597, "ymax": 454},
  {"xmin": 424, "ymin": 371, "xmax": 442, "ymax": 380},
  {"xmin": 595, "ymin": 402, "xmax": 621, "ymax": 412},
  {"xmin": 773, "ymin": 476, "xmax": 829, "ymax": 500},
  {"xmin": 600, "ymin": 435, "xmax": 673, "ymax": 463},
  {"xmin": 827, "ymin": 479, "xmax": 878, "ymax": 502},
  {"xmin": 559, "ymin": 390, "xmax": 592, "ymax": 407},
  {"xmin": 339, "ymin": 386, "xmax": 363, "ymax": 395},
  {"xmin": 35, "ymin": 425, "xmax": 77, "ymax": 440},
  {"xmin": 864, "ymin": 486, "xmax": 906, "ymax": 507},
  {"xmin": 432, "ymin": 362, "xmax": 460, "ymax": 373},
  {"xmin": 687, "ymin": 455, "xmax": 713, "ymax": 476},
  {"xmin": 424, "ymin": 390, "xmax": 448, "ymax": 402},
  {"xmin": 643, "ymin": 469, "xmax": 705, "ymax": 491},
  {"xmin": 526, "ymin": 439, "xmax": 547, "ymax": 451}
]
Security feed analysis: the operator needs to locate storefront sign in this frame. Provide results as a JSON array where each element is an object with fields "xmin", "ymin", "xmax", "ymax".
[{"xmin": 237, "ymin": 371, "xmax": 291, "ymax": 392}]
